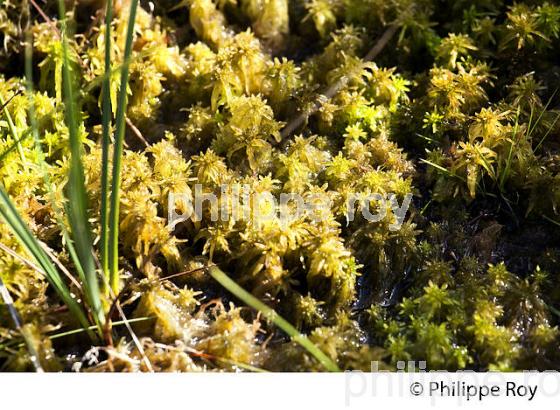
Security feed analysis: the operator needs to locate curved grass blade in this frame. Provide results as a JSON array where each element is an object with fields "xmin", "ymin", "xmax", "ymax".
[
  {"xmin": 55, "ymin": 0, "xmax": 104, "ymax": 329},
  {"xmin": 208, "ymin": 266, "xmax": 340, "ymax": 372},
  {"xmin": 0, "ymin": 275, "xmax": 43, "ymax": 372},
  {"xmin": 0, "ymin": 186, "xmax": 92, "ymax": 336},
  {"xmin": 108, "ymin": 0, "xmax": 140, "ymax": 293}
]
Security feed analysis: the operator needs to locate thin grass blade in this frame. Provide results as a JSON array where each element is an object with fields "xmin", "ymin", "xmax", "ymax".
[
  {"xmin": 0, "ymin": 275, "xmax": 44, "ymax": 372},
  {"xmin": 0, "ymin": 186, "xmax": 92, "ymax": 335},
  {"xmin": 0, "ymin": 34, "xmax": 96, "ymax": 338},
  {"xmin": 499, "ymin": 106, "xmax": 521, "ymax": 191},
  {"xmin": 208, "ymin": 266, "xmax": 340, "ymax": 372},
  {"xmin": 100, "ymin": 0, "xmax": 113, "ymax": 284},
  {"xmin": 55, "ymin": 0, "xmax": 104, "ymax": 327},
  {"xmin": 24, "ymin": 27, "xmax": 107, "ymax": 330},
  {"xmin": 0, "ymin": 93, "xmax": 26, "ymax": 162},
  {"xmin": 108, "ymin": 0, "xmax": 140, "ymax": 292}
]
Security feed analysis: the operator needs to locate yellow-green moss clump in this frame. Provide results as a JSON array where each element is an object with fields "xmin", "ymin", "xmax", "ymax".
[{"xmin": 2, "ymin": 0, "xmax": 560, "ymax": 371}]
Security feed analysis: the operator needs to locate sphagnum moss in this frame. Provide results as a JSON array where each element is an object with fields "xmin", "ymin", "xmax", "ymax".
[{"xmin": 0, "ymin": 0, "xmax": 560, "ymax": 372}]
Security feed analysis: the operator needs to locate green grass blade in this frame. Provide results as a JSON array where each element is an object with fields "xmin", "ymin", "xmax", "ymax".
[
  {"xmin": 0, "ymin": 275, "xmax": 44, "ymax": 372},
  {"xmin": 48, "ymin": 316, "xmax": 153, "ymax": 341},
  {"xmin": 534, "ymin": 111, "xmax": 560, "ymax": 152},
  {"xmin": 0, "ymin": 317, "xmax": 158, "ymax": 358},
  {"xmin": 420, "ymin": 158, "xmax": 467, "ymax": 183},
  {"xmin": 208, "ymin": 266, "xmax": 341, "ymax": 372},
  {"xmin": 0, "ymin": 94, "xmax": 26, "ymax": 162},
  {"xmin": 55, "ymin": 1, "xmax": 104, "ymax": 328},
  {"xmin": 0, "ymin": 125, "xmax": 32, "ymax": 162},
  {"xmin": 527, "ymin": 88, "xmax": 558, "ymax": 139},
  {"xmin": 0, "ymin": 317, "xmax": 155, "ymax": 354},
  {"xmin": 0, "ymin": 106, "xmax": 62, "ymax": 164},
  {"xmin": 23, "ymin": 13, "xmax": 105, "ymax": 332},
  {"xmin": 0, "ymin": 186, "xmax": 92, "ymax": 335},
  {"xmin": 499, "ymin": 106, "xmax": 520, "ymax": 191},
  {"xmin": 0, "ymin": 3, "xmax": 94, "ymax": 339},
  {"xmin": 100, "ymin": 0, "xmax": 114, "ymax": 284},
  {"xmin": 108, "ymin": 0, "xmax": 140, "ymax": 293}
]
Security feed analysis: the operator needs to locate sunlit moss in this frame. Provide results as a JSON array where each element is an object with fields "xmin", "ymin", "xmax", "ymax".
[{"xmin": 1, "ymin": 0, "xmax": 560, "ymax": 372}]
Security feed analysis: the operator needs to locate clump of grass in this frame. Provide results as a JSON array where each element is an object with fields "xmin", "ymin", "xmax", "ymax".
[{"xmin": 0, "ymin": 0, "xmax": 140, "ymax": 361}]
